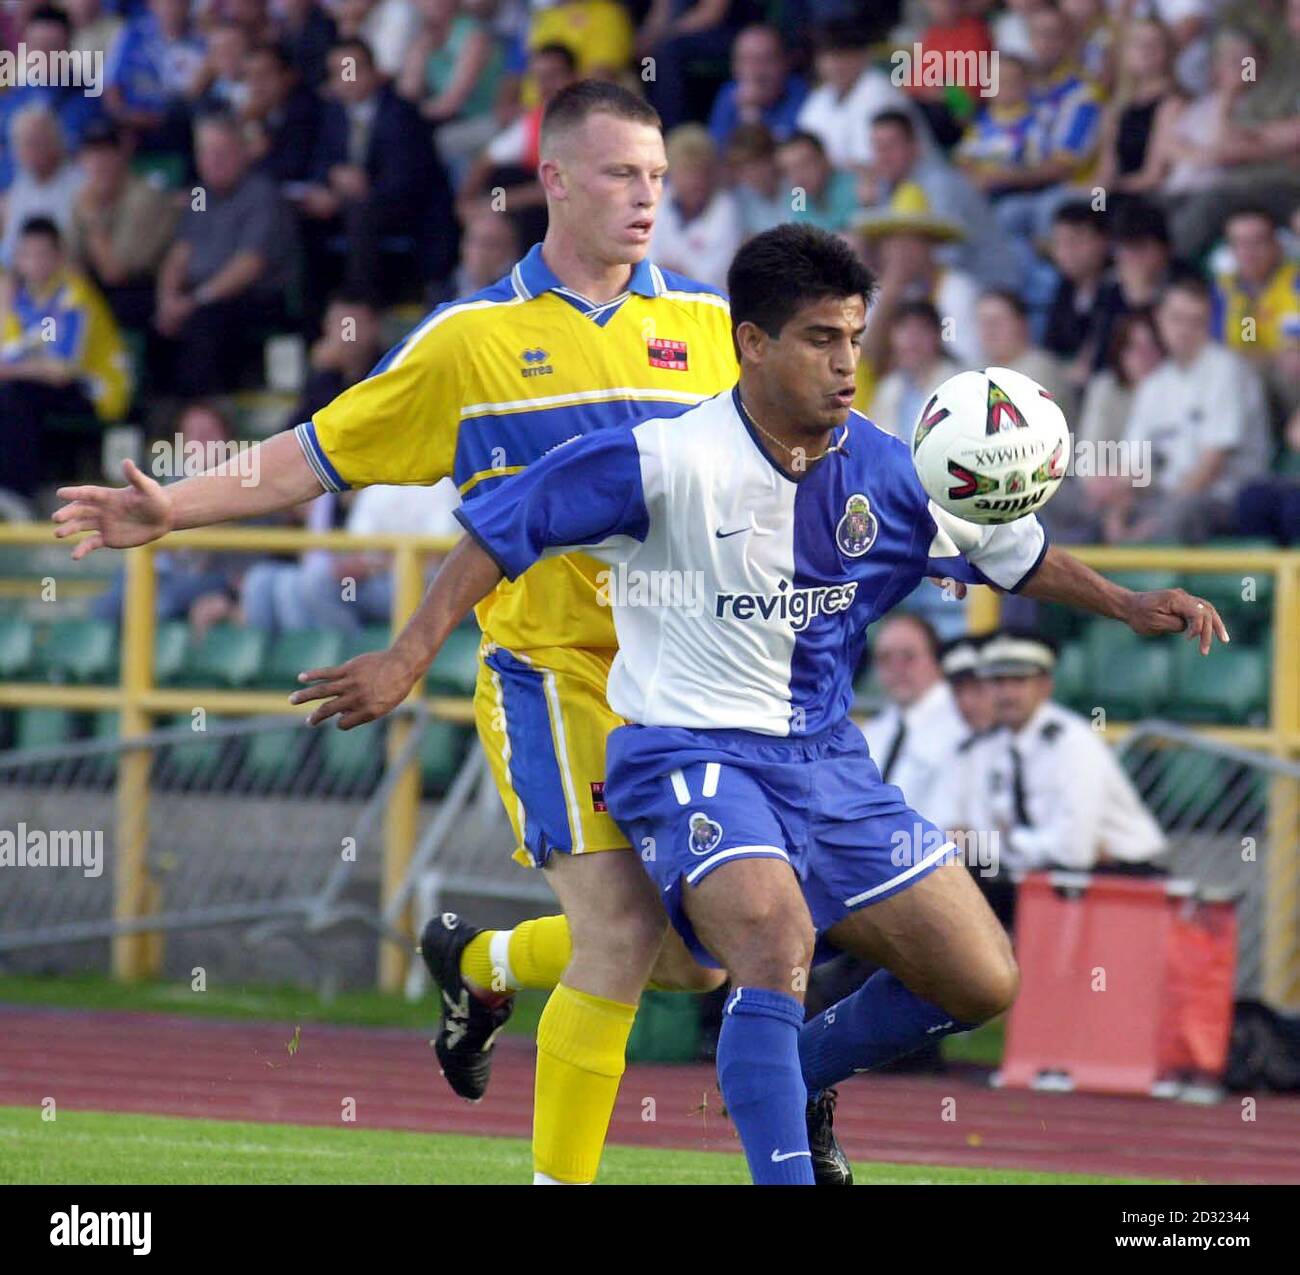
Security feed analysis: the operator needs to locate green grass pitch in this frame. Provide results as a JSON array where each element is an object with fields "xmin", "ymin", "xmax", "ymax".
[{"xmin": 0, "ymin": 1107, "xmax": 1146, "ymax": 1185}]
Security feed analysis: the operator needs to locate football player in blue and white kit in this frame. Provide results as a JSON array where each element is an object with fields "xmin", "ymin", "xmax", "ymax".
[{"xmin": 293, "ymin": 225, "xmax": 1228, "ymax": 1185}]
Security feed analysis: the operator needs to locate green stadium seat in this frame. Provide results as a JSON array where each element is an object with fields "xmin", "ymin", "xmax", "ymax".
[
  {"xmin": 1098, "ymin": 644, "xmax": 1172, "ymax": 720},
  {"xmin": 1051, "ymin": 641, "xmax": 1089, "ymax": 710},
  {"xmin": 82, "ymin": 711, "xmax": 121, "ymax": 782},
  {"xmin": 343, "ymin": 624, "xmax": 393, "ymax": 660},
  {"xmin": 1105, "ymin": 570, "xmax": 1179, "ymax": 595},
  {"xmin": 0, "ymin": 617, "xmax": 35, "ymax": 679},
  {"xmin": 1168, "ymin": 643, "xmax": 1270, "ymax": 725},
  {"xmin": 40, "ymin": 619, "xmax": 118, "ymax": 684},
  {"xmin": 163, "ymin": 714, "xmax": 230, "ymax": 785},
  {"xmin": 258, "ymin": 629, "xmax": 347, "ymax": 691},
  {"xmin": 184, "ymin": 624, "xmax": 268, "ymax": 688},
  {"xmin": 426, "ymin": 624, "xmax": 480, "ymax": 695},
  {"xmin": 419, "ymin": 720, "xmax": 471, "ymax": 794},
  {"xmin": 1147, "ymin": 748, "xmax": 1226, "ymax": 822},
  {"xmin": 244, "ymin": 725, "xmax": 308, "ymax": 789},
  {"xmin": 320, "ymin": 718, "xmax": 384, "ymax": 789},
  {"xmin": 1180, "ymin": 570, "xmax": 1273, "ymax": 641},
  {"xmin": 154, "ymin": 621, "xmax": 190, "ymax": 686},
  {"xmin": 14, "ymin": 707, "xmax": 77, "ymax": 749}
]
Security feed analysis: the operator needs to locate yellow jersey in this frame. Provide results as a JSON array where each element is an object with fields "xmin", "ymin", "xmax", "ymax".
[
  {"xmin": 297, "ymin": 245, "xmax": 737, "ymax": 655},
  {"xmin": 1212, "ymin": 261, "xmax": 1300, "ymax": 355}
]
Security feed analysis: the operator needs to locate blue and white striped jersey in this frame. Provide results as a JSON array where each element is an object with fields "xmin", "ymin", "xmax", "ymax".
[{"xmin": 457, "ymin": 387, "xmax": 1048, "ymax": 737}]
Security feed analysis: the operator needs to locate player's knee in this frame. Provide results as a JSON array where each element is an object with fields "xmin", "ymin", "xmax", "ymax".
[
  {"xmin": 950, "ymin": 949, "xmax": 1020, "ymax": 1024},
  {"xmin": 724, "ymin": 910, "xmax": 815, "ymax": 998}
]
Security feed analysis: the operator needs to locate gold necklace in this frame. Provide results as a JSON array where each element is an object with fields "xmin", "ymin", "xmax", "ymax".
[{"xmin": 737, "ymin": 394, "xmax": 846, "ymax": 465}]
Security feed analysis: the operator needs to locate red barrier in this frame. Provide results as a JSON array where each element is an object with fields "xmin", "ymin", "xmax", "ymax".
[{"xmin": 1000, "ymin": 873, "xmax": 1237, "ymax": 1095}]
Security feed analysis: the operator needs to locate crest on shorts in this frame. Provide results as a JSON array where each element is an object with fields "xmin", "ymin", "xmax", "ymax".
[
  {"xmin": 836, "ymin": 493, "xmax": 878, "ymax": 558},
  {"xmin": 687, "ymin": 811, "xmax": 723, "ymax": 856}
]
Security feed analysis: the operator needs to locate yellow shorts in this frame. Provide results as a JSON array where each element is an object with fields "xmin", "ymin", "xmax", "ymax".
[{"xmin": 474, "ymin": 643, "xmax": 630, "ymax": 868}]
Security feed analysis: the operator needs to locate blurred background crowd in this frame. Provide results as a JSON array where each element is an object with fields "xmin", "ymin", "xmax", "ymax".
[{"xmin": 0, "ymin": 0, "xmax": 1296, "ymax": 641}]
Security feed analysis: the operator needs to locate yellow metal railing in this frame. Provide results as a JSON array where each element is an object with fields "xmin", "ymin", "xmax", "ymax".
[{"xmin": 2, "ymin": 526, "xmax": 1299, "ymax": 1001}]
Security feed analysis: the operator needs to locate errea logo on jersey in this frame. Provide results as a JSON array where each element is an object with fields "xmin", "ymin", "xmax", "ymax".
[
  {"xmin": 520, "ymin": 348, "xmax": 553, "ymax": 378},
  {"xmin": 715, "ymin": 578, "xmax": 858, "ymax": 631}
]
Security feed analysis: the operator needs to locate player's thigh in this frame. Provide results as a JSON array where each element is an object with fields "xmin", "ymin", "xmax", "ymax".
[
  {"xmin": 473, "ymin": 645, "xmax": 630, "ymax": 869},
  {"xmin": 685, "ymin": 857, "xmax": 814, "ymax": 997},
  {"xmin": 826, "ymin": 859, "xmax": 1019, "ymax": 1023}
]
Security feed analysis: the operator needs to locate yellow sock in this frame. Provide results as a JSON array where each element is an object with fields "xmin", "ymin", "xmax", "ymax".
[
  {"xmin": 533, "ymin": 983, "xmax": 636, "ymax": 1184},
  {"xmin": 459, "ymin": 916, "xmax": 573, "ymax": 994}
]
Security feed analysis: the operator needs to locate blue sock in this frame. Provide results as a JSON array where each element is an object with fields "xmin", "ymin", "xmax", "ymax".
[
  {"xmin": 799, "ymin": 969, "xmax": 974, "ymax": 1094},
  {"xmin": 716, "ymin": 986, "xmax": 813, "ymax": 1185}
]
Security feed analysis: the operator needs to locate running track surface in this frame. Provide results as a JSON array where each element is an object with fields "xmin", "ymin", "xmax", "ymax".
[{"xmin": 3, "ymin": 1006, "xmax": 1299, "ymax": 1184}]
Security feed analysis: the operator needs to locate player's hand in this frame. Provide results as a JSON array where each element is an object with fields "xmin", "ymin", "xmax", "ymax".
[
  {"xmin": 53, "ymin": 459, "xmax": 173, "ymax": 560},
  {"xmin": 290, "ymin": 650, "xmax": 418, "ymax": 729},
  {"xmin": 1123, "ymin": 588, "xmax": 1229, "ymax": 653}
]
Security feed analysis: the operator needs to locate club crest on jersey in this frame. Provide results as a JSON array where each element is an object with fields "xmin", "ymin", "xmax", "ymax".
[
  {"xmin": 648, "ymin": 337, "xmax": 688, "ymax": 371},
  {"xmin": 520, "ymin": 348, "xmax": 553, "ymax": 378},
  {"xmin": 835, "ymin": 493, "xmax": 878, "ymax": 558},
  {"xmin": 687, "ymin": 811, "xmax": 723, "ymax": 856}
]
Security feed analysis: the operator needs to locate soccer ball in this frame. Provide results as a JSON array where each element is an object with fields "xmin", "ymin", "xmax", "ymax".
[{"xmin": 910, "ymin": 367, "xmax": 1070, "ymax": 525}]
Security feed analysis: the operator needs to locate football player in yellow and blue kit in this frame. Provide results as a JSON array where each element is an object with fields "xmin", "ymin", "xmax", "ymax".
[{"xmin": 54, "ymin": 81, "xmax": 741, "ymax": 1186}]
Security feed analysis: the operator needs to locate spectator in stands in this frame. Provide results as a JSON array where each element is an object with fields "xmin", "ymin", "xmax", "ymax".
[
  {"xmin": 0, "ymin": 217, "xmax": 131, "ymax": 499},
  {"xmin": 650, "ymin": 125, "xmax": 743, "ymax": 291},
  {"xmin": 857, "ymin": 185, "xmax": 982, "ymax": 369},
  {"xmin": 1041, "ymin": 201, "xmax": 1116, "ymax": 387},
  {"xmin": 992, "ymin": 6, "xmax": 1102, "ymax": 285},
  {"xmin": 955, "ymin": 53, "xmax": 1036, "ymax": 201},
  {"xmin": 975, "ymin": 288, "xmax": 1074, "ymax": 413},
  {"xmin": 154, "ymin": 111, "xmax": 296, "ymax": 396},
  {"xmin": 456, "ymin": 42, "xmax": 577, "ymax": 222},
  {"xmin": 103, "ymin": 0, "xmax": 206, "ymax": 154},
  {"xmin": 196, "ymin": 20, "xmax": 253, "ymax": 112},
  {"xmin": 274, "ymin": 0, "xmax": 338, "ymax": 88},
  {"xmin": 795, "ymin": 19, "xmax": 914, "ymax": 170},
  {"xmin": 1212, "ymin": 209, "xmax": 1300, "ymax": 366},
  {"xmin": 948, "ymin": 629, "xmax": 1166, "ymax": 929},
  {"xmin": 990, "ymin": 0, "xmax": 1048, "ymax": 59},
  {"xmin": 1092, "ymin": 18, "xmax": 1184, "ymax": 201},
  {"xmin": 65, "ymin": 0, "xmax": 124, "ymax": 57},
  {"xmin": 528, "ymin": 0, "xmax": 634, "ymax": 81},
  {"xmin": 396, "ymin": 0, "xmax": 504, "ymax": 172},
  {"xmin": 706, "ymin": 24, "xmax": 807, "ymax": 149},
  {"xmin": 448, "ymin": 206, "xmax": 524, "ymax": 299},
  {"xmin": 1236, "ymin": 404, "xmax": 1300, "ymax": 546},
  {"xmin": 0, "ymin": 107, "xmax": 82, "ymax": 268},
  {"xmin": 940, "ymin": 634, "xmax": 995, "ymax": 742},
  {"xmin": 1110, "ymin": 198, "xmax": 1176, "ymax": 317},
  {"xmin": 1049, "ymin": 308, "xmax": 1165, "ymax": 544},
  {"xmin": 774, "ymin": 131, "xmax": 857, "ymax": 233},
  {"xmin": 302, "ymin": 38, "xmax": 456, "ymax": 313},
  {"xmin": 91, "ymin": 402, "xmax": 250, "ymax": 626},
  {"xmin": 241, "ymin": 479, "xmax": 462, "ymax": 635},
  {"xmin": 285, "ymin": 288, "xmax": 383, "ymax": 424},
  {"xmin": 1117, "ymin": 275, "xmax": 1272, "ymax": 542},
  {"xmin": 869, "ymin": 300, "xmax": 963, "ymax": 450},
  {"xmin": 722, "ymin": 122, "xmax": 784, "ymax": 236},
  {"xmin": 0, "ymin": 6, "xmax": 107, "ymax": 190},
  {"xmin": 867, "ymin": 109, "xmax": 1019, "ymax": 290},
  {"xmin": 335, "ymin": 0, "xmax": 421, "ymax": 79},
  {"xmin": 641, "ymin": 0, "xmax": 757, "ymax": 133},
  {"xmin": 901, "ymin": 0, "xmax": 994, "ymax": 148},
  {"xmin": 220, "ymin": 0, "xmax": 275, "ymax": 43},
  {"xmin": 241, "ymin": 40, "xmax": 320, "ymax": 185},
  {"xmin": 1060, "ymin": 0, "xmax": 1114, "ymax": 88},
  {"xmin": 68, "ymin": 120, "xmax": 179, "ymax": 329}
]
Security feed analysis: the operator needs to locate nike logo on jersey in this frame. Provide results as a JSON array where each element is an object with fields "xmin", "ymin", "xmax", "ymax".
[
  {"xmin": 771, "ymin": 1149, "xmax": 812, "ymax": 1162},
  {"xmin": 715, "ymin": 525, "xmax": 750, "ymax": 539}
]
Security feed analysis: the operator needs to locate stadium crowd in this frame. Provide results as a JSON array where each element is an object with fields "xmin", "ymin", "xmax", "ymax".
[{"xmin": 0, "ymin": 0, "xmax": 1297, "ymax": 635}]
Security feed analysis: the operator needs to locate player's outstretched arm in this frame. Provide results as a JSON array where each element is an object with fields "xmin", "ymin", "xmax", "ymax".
[
  {"xmin": 1019, "ymin": 545, "xmax": 1230, "ymax": 654},
  {"xmin": 289, "ymin": 534, "xmax": 503, "ymax": 730},
  {"xmin": 53, "ymin": 432, "xmax": 323, "ymax": 560}
]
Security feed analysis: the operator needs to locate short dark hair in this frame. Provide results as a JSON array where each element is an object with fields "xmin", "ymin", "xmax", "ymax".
[
  {"xmin": 1053, "ymin": 200, "xmax": 1109, "ymax": 235},
  {"xmin": 247, "ymin": 41, "xmax": 295, "ymax": 72},
  {"xmin": 891, "ymin": 299, "xmax": 942, "ymax": 332},
  {"xmin": 1104, "ymin": 307, "xmax": 1163, "ymax": 385},
  {"xmin": 329, "ymin": 37, "xmax": 375, "ymax": 71},
  {"xmin": 28, "ymin": 5, "xmax": 69, "ymax": 32},
  {"xmin": 1225, "ymin": 205, "xmax": 1280, "ymax": 232},
  {"xmin": 18, "ymin": 215, "xmax": 61, "ymax": 246},
  {"xmin": 879, "ymin": 612, "xmax": 941, "ymax": 661},
  {"xmin": 727, "ymin": 223, "xmax": 877, "ymax": 347},
  {"xmin": 778, "ymin": 129, "xmax": 827, "ymax": 157},
  {"xmin": 978, "ymin": 288, "xmax": 1028, "ymax": 319},
  {"xmin": 870, "ymin": 109, "xmax": 916, "ymax": 139},
  {"xmin": 1162, "ymin": 269, "xmax": 1213, "ymax": 306},
  {"xmin": 1113, "ymin": 198, "xmax": 1170, "ymax": 246},
  {"xmin": 540, "ymin": 79, "xmax": 659, "ymax": 152},
  {"xmin": 531, "ymin": 42, "xmax": 579, "ymax": 74},
  {"xmin": 812, "ymin": 19, "xmax": 873, "ymax": 54}
]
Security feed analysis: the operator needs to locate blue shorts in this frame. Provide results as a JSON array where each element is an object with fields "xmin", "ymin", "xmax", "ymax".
[{"xmin": 604, "ymin": 717, "xmax": 956, "ymax": 968}]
